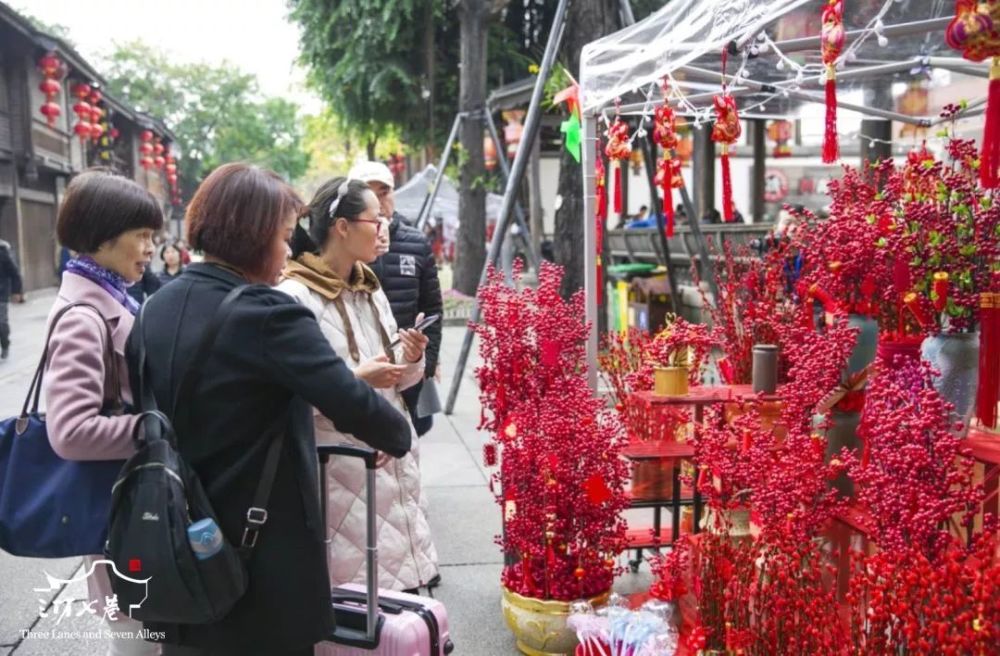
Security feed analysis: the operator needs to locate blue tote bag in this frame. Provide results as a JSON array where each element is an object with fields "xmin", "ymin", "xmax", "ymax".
[{"xmin": 0, "ymin": 302, "xmax": 126, "ymax": 558}]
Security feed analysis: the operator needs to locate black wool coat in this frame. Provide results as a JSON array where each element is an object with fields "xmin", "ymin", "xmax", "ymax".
[
  {"xmin": 126, "ymin": 263, "xmax": 411, "ymax": 653},
  {"xmin": 371, "ymin": 213, "xmax": 443, "ymax": 378}
]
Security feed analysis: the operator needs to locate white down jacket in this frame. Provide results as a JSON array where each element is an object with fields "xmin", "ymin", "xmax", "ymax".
[{"xmin": 277, "ymin": 264, "xmax": 439, "ymax": 591}]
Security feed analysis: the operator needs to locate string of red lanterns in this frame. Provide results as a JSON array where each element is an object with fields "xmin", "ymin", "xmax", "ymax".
[
  {"xmin": 37, "ymin": 52, "xmax": 65, "ymax": 127},
  {"xmin": 71, "ymin": 82, "xmax": 93, "ymax": 143}
]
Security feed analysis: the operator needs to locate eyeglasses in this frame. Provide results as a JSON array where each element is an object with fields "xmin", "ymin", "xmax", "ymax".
[{"xmin": 353, "ymin": 218, "xmax": 382, "ymax": 236}]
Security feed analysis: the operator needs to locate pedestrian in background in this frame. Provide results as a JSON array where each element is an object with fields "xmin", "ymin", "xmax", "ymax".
[
  {"xmin": 157, "ymin": 242, "xmax": 185, "ymax": 285},
  {"xmin": 350, "ymin": 160, "xmax": 444, "ymax": 438},
  {"xmin": 0, "ymin": 237, "xmax": 24, "ymax": 360},
  {"xmin": 131, "ymin": 163, "xmax": 411, "ymax": 655},
  {"xmin": 46, "ymin": 169, "xmax": 163, "ymax": 656},
  {"xmin": 279, "ymin": 176, "xmax": 439, "ymax": 595}
]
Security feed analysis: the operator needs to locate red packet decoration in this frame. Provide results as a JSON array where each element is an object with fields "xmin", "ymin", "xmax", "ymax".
[
  {"xmin": 583, "ymin": 474, "xmax": 612, "ymax": 505},
  {"xmin": 821, "ymin": 0, "xmax": 845, "ymax": 163},
  {"xmin": 946, "ymin": 0, "xmax": 1000, "ymax": 186}
]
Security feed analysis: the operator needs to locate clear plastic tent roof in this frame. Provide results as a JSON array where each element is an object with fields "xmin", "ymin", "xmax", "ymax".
[
  {"xmin": 579, "ymin": 0, "xmax": 977, "ymax": 124},
  {"xmin": 393, "ymin": 165, "xmax": 504, "ymax": 228}
]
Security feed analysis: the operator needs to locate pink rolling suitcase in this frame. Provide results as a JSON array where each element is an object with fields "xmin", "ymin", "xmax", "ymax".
[{"xmin": 315, "ymin": 445, "xmax": 453, "ymax": 656}]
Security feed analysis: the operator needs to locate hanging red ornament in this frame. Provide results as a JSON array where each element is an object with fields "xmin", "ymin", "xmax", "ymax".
[
  {"xmin": 604, "ymin": 113, "xmax": 631, "ymax": 217},
  {"xmin": 90, "ymin": 122, "xmax": 104, "ymax": 141},
  {"xmin": 140, "ymin": 130, "xmax": 154, "ymax": 142},
  {"xmin": 978, "ymin": 291, "xmax": 1000, "ymax": 427},
  {"xmin": 39, "ymin": 101, "xmax": 61, "ymax": 124},
  {"xmin": 36, "ymin": 53, "xmax": 65, "ymax": 128},
  {"xmin": 653, "ymin": 91, "xmax": 682, "ymax": 237},
  {"xmin": 71, "ymin": 82, "xmax": 91, "ymax": 100},
  {"xmin": 931, "ymin": 271, "xmax": 950, "ymax": 312},
  {"xmin": 73, "ymin": 121, "xmax": 92, "ymax": 142},
  {"xmin": 821, "ymin": 0, "xmax": 845, "ymax": 163},
  {"xmin": 947, "ymin": 1, "xmax": 1000, "ymax": 186},
  {"xmin": 711, "ymin": 94, "xmax": 741, "ymax": 222},
  {"xmin": 110, "ymin": 127, "xmax": 120, "ymax": 140},
  {"xmin": 37, "ymin": 52, "xmax": 62, "ymax": 78}
]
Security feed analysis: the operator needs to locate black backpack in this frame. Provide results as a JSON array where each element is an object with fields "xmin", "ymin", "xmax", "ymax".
[{"xmin": 104, "ymin": 285, "xmax": 284, "ymax": 624}]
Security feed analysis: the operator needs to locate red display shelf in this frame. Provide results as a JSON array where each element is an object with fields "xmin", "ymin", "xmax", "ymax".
[
  {"xmin": 624, "ymin": 525, "xmax": 678, "ymax": 549},
  {"xmin": 622, "ymin": 440, "xmax": 695, "ymax": 460}
]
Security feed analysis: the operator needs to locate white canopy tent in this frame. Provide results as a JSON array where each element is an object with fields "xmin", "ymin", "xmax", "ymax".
[{"xmin": 577, "ymin": 0, "xmax": 977, "ymax": 386}]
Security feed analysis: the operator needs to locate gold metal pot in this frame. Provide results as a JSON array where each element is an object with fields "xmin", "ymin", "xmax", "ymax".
[
  {"xmin": 654, "ymin": 365, "xmax": 689, "ymax": 396},
  {"xmin": 501, "ymin": 586, "xmax": 610, "ymax": 656}
]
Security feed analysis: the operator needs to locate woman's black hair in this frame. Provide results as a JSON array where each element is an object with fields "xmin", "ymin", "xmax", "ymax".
[
  {"xmin": 159, "ymin": 241, "xmax": 180, "ymax": 262},
  {"xmin": 290, "ymin": 177, "xmax": 372, "ymax": 258}
]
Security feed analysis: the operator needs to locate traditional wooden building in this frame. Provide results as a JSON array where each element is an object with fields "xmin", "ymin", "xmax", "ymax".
[{"xmin": 0, "ymin": 1, "xmax": 177, "ymax": 291}]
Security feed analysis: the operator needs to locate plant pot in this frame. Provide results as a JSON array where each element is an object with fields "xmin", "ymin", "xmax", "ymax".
[
  {"xmin": 921, "ymin": 332, "xmax": 980, "ymax": 428},
  {"xmin": 846, "ymin": 314, "xmax": 879, "ymax": 379},
  {"xmin": 654, "ymin": 366, "xmax": 689, "ymax": 396},
  {"xmin": 501, "ymin": 586, "xmax": 610, "ymax": 656},
  {"xmin": 824, "ymin": 410, "xmax": 861, "ymax": 496}
]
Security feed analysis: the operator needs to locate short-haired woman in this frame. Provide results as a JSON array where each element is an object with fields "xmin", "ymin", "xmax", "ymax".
[
  {"xmin": 129, "ymin": 163, "xmax": 411, "ymax": 655},
  {"xmin": 157, "ymin": 242, "xmax": 184, "ymax": 285},
  {"xmin": 47, "ymin": 169, "xmax": 163, "ymax": 656},
  {"xmin": 278, "ymin": 178, "xmax": 440, "ymax": 595}
]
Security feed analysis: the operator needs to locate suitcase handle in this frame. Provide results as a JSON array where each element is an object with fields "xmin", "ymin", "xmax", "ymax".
[
  {"xmin": 319, "ymin": 443, "xmax": 379, "ymax": 644},
  {"xmin": 318, "ymin": 444, "xmax": 378, "ymax": 469}
]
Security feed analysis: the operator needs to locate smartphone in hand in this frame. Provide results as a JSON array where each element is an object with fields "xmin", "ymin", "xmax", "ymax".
[{"xmin": 389, "ymin": 314, "xmax": 440, "ymax": 349}]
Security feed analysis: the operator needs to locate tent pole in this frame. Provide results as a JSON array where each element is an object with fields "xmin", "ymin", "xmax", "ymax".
[
  {"xmin": 766, "ymin": 17, "xmax": 952, "ymax": 53},
  {"xmin": 444, "ymin": 0, "xmax": 572, "ymax": 414},
  {"xmin": 583, "ymin": 112, "xmax": 599, "ymax": 391},
  {"xmin": 482, "ymin": 107, "xmax": 542, "ymax": 272},
  {"xmin": 417, "ymin": 112, "xmax": 463, "ymax": 231},
  {"xmin": 618, "ymin": 0, "xmax": 635, "ymax": 28}
]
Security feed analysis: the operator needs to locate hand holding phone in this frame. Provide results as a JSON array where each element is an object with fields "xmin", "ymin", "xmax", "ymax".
[{"xmin": 389, "ymin": 313, "xmax": 439, "ymax": 350}]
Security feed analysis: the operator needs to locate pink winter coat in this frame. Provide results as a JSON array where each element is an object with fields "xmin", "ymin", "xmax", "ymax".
[{"xmin": 44, "ymin": 272, "xmax": 141, "ymax": 617}]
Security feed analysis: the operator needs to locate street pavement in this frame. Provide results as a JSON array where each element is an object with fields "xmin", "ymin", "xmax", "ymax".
[{"xmin": 0, "ymin": 290, "xmax": 654, "ymax": 656}]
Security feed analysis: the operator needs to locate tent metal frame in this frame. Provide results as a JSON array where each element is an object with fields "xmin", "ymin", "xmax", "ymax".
[{"xmin": 578, "ymin": 2, "xmax": 963, "ymax": 386}]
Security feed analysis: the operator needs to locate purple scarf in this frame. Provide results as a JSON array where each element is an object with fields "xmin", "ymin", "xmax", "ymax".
[{"xmin": 65, "ymin": 256, "xmax": 140, "ymax": 315}]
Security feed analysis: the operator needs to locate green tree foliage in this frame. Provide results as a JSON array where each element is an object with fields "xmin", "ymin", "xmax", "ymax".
[{"xmin": 101, "ymin": 41, "xmax": 310, "ymax": 195}]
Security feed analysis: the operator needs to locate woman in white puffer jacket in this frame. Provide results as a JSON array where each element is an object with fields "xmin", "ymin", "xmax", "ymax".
[{"xmin": 277, "ymin": 177, "xmax": 439, "ymax": 593}]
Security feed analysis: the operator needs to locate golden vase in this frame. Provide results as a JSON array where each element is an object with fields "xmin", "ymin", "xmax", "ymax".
[
  {"xmin": 654, "ymin": 365, "xmax": 689, "ymax": 396},
  {"xmin": 501, "ymin": 586, "xmax": 610, "ymax": 656}
]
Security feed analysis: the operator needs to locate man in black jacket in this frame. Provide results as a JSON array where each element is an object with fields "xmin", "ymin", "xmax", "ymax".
[
  {"xmin": 351, "ymin": 161, "xmax": 444, "ymax": 436},
  {"xmin": 0, "ymin": 238, "xmax": 24, "ymax": 360}
]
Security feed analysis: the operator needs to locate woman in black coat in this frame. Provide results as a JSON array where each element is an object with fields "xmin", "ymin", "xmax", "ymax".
[{"xmin": 127, "ymin": 163, "xmax": 411, "ymax": 655}]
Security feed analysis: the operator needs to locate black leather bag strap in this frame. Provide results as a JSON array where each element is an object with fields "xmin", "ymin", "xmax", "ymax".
[{"xmin": 23, "ymin": 302, "xmax": 120, "ymax": 418}]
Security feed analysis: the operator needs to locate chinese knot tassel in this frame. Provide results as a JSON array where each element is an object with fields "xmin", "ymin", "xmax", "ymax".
[
  {"xmin": 982, "ymin": 58, "xmax": 1000, "ymax": 187},
  {"xmin": 661, "ymin": 172, "xmax": 674, "ymax": 238},
  {"xmin": 823, "ymin": 64, "xmax": 839, "ymax": 163},
  {"xmin": 977, "ymin": 292, "xmax": 1000, "ymax": 428},
  {"xmin": 721, "ymin": 144, "xmax": 734, "ymax": 221},
  {"xmin": 613, "ymin": 163, "xmax": 623, "ymax": 215}
]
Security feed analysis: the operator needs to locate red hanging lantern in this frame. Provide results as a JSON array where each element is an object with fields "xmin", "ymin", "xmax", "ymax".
[
  {"xmin": 767, "ymin": 120, "xmax": 793, "ymax": 157},
  {"xmin": 71, "ymin": 82, "xmax": 91, "ymax": 100},
  {"xmin": 139, "ymin": 142, "xmax": 153, "ymax": 156},
  {"xmin": 90, "ymin": 122, "xmax": 105, "ymax": 141},
  {"xmin": 39, "ymin": 101, "xmax": 61, "ymax": 124},
  {"xmin": 110, "ymin": 127, "xmax": 120, "ymax": 140},
  {"xmin": 947, "ymin": 0, "xmax": 1000, "ymax": 187},
  {"xmin": 140, "ymin": 130, "xmax": 154, "ymax": 142},
  {"xmin": 711, "ymin": 94, "xmax": 741, "ymax": 222},
  {"xmin": 821, "ymin": 0, "xmax": 845, "ymax": 163},
  {"xmin": 73, "ymin": 122, "xmax": 92, "ymax": 140},
  {"xmin": 604, "ymin": 113, "xmax": 631, "ymax": 217},
  {"xmin": 37, "ymin": 52, "xmax": 65, "ymax": 126},
  {"xmin": 153, "ymin": 141, "xmax": 165, "ymax": 156}
]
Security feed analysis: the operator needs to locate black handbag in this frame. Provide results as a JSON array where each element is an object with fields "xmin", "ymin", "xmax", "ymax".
[
  {"xmin": 105, "ymin": 285, "xmax": 285, "ymax": 624},
  {"xmin": 0, "ymin": 303, "xmax": 126, "ymax": 557}
]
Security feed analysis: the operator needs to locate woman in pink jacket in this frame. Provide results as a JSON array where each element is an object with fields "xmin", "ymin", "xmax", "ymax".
[{"xmin": 45, "ymin": 170, "xmax": 162, "ymax": 656}]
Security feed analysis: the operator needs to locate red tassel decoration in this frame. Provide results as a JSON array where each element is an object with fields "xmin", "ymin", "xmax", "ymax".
[
  {"xmin": 823, "ymin": 65, "xmax": 840, "ymax": 163},
  {"xmin": 982, "ymin": 58, "xmax": 1000, "ymax": 188},
  {"xmin": 820, "ymin": 1, "xmax": 844, "ymax": 163},
  {"xmin": 977, "ymin": 292, "xmax": 1000, "ymax": 428},
  {"xmin": 613, "ymin": 163, "xmax": 623, "ymax": 215},
  {"xmin": 721, "ymin": 145, "xmax": 734, "ymax": 222}
]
